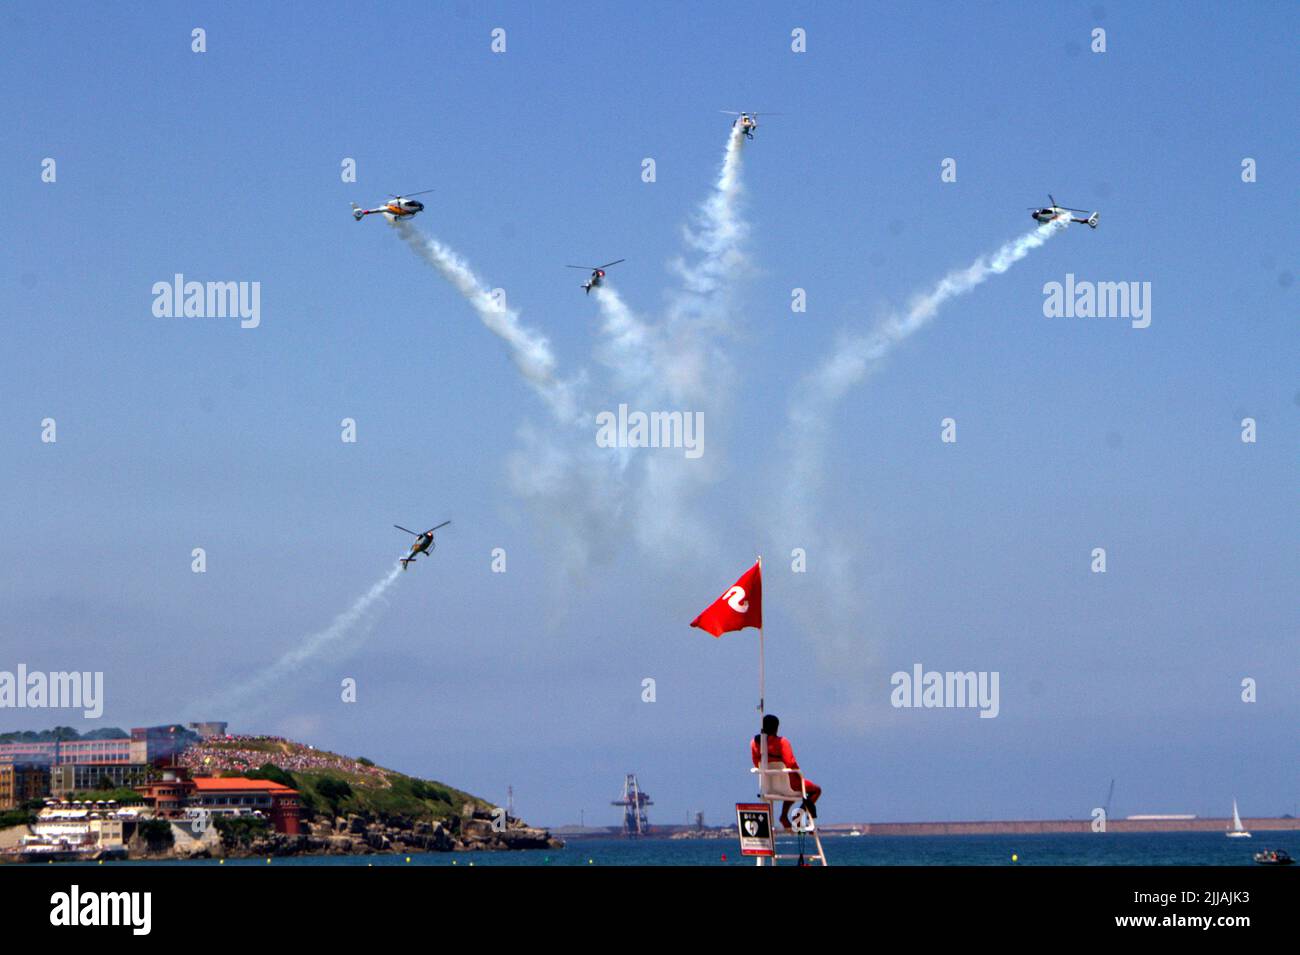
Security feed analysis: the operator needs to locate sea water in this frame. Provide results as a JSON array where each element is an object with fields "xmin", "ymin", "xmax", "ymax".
[{"xmin": 64, "ymin": 830, "xmax": 1300, "ymax": 866}]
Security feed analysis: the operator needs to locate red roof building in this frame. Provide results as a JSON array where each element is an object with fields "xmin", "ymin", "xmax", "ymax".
[
  {"xmin": 134, "ymin": 771, "xmax": 302, "ymax": 835},
  {"xmin": 190, "ymin": 777, "xmax": 302, "ymax": 834}
]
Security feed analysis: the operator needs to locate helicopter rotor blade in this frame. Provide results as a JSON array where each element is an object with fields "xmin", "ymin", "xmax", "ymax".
[
  {"xmin": 425, "ymin": 520, "xmax": 451, "ymax": 534},
  {"xmin": 394, "ymin": 525, "xmax": 419, "ymax": 536},
  {"xmin": 597, "ymin": 259, "xmax": 626, "ymax": 269},
  {"xmin": 565, "ymin": 265, "xmax": 597, "ymax": 270}
]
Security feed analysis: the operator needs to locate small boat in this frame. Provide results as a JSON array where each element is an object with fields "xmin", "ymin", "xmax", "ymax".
[
  {"xmin": 1253, "ymin": 849, "xmax": 1293, "ymax": 866},
  {"xmin": 1225, "ymin": 799, "xmax": 1251, "ymax": 838}
]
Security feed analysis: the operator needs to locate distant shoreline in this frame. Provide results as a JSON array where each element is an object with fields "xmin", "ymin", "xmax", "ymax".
[
  {"xmin": 556, "ymin": 817, "xmax": 1300, "ymax": 838},
  {"xmin": 828, "ymin": 818, "xmax": 1300, "ymax": 836}
]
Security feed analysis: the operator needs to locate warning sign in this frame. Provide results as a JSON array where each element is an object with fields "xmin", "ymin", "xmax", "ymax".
[{"xmin": 736, "ymin": 802, "xmax": 774, "ymax": 856}]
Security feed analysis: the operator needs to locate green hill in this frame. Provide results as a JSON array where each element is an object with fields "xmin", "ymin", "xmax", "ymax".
[{"xmin": 181, "ymin": 736, "xmax": 492, "ymax": 826}]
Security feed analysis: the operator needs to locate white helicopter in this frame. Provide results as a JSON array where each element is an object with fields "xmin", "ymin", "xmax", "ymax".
[
  {"xmin": 1030, "ymin": 194, "xmax": 1099, "ymax": 229},
  {"xmin": 720, "ymin": 110, "xmax": 780, "ymax": 140},
  {"xmin": 566, "ymin": 259, "xmax": 625, "ymax": 294},
  {"xmin": 394, "ymin": 520, "xmax": 450, "ymax": 570},
  {"xmin": 351, "ymin": 190, "xmax": 434, "ymax": 223}
]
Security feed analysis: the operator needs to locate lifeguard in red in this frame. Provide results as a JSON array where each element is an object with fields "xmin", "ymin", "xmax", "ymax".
[{"xmin": 750, "ymin": 714, "xmax": 821, "ymax": 830}]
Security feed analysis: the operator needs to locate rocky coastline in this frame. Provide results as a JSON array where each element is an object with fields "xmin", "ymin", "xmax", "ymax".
[{"xmin": 145, "ymin": 803, "xmax": 563, "ymax": 860}]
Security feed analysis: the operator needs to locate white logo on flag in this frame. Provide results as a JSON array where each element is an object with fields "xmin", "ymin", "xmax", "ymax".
[{"xmin": 725, "ymin": 586, "xmax": 748, "ymax": 613}]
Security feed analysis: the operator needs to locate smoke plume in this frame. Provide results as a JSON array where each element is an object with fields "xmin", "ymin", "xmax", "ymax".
[
  {"xmin": 774, "ymin": 221, "xmax": 1068, "ymax": 701},
  {"xmin": 393, "ymin": 220, "xmax": 578, "ymax": 425},
  {"xmin": 783, "ymin": 221, "xmax": 1066, "ymax": 532},
  {"xmin": 527, "ymin": 126, "xmax": 752, "ymax": 568},
  {"xmin": 205, "ymin": 564, "xmax": 404, "ymax": 713}
]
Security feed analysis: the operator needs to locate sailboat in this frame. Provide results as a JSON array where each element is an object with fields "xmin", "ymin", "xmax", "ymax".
[{"xmin": 1226, "ymin": 799, "xmax": 1251, "ymax": 838}]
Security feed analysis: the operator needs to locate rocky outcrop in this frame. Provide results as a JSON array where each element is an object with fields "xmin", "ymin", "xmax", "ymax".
[
  {"xmin": 454, "ymin": 803, "xmax": 563, "ymax": 851},
  {"xmin": 213, "ymin": 806, "xmax": 562, "ymax": 859},
  {"xmin": 168, "ymin": 819, "xmax": 223, "ymax": 858},
  {"xmin": 669, "ymin": 828, "xmax": 737, "ymax": 840}
]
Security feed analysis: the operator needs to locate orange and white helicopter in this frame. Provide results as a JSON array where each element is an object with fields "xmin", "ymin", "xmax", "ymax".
[
  {"xmin": 566, "ymin": 259, "xmax": 625, "ymax": 294},
  {"xmin": 351, "ymin": 190, "xmax": 433, "ymax": 223},
  {"xmin": 720, "ymin": 110, "xmax": 779, "ymax": 140},
  {"xmin": 394, "ymin": 520, "xmax": 450, "ymax": 570},
  {"xmin": 1030, "ymin": 195, "xmax": 1099, "ymax": 229}
]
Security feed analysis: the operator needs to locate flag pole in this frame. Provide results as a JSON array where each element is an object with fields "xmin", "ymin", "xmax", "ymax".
[
  {"xmin": 757, "ymin": 555, "xmax": 765, "ymax": 715},
  {"xmin": 756, "ymin": 555, "xmax": 768, "ymax": 865}
]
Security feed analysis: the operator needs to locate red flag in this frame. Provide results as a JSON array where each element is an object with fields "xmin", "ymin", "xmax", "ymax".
[{"xmin": 690, "ymin": 561, "xmax": 762, "ymax": 638}]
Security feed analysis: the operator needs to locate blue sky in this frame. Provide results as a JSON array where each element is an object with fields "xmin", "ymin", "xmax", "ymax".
[{"xmin": 2, "ymin": 1, "xmax": 1296, "ymax": 827}]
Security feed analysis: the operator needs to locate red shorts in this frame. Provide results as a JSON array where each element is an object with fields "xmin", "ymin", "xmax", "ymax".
[{"xmin": 788, "ymin": 775, "xmax": 820, "ymax": 800}]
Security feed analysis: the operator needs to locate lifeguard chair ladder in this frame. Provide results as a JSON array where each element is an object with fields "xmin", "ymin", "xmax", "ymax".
[{"xmin": 750, "ymin": 762, "xmax": 828, "ymax": 866}]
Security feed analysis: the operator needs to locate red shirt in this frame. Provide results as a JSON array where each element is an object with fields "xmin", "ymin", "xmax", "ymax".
[{"xmin": 751, "ymin": 734, "xmax": 799, "ymax": 769}]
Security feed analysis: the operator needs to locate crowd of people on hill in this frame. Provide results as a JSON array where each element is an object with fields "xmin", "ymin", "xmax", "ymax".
[{"xmin": 175, "ymin": 736, "xmax": 390, "ymax": 784}]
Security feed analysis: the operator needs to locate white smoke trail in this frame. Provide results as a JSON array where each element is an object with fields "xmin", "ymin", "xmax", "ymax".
[
  {"xmin": 631, "ymin": 127, "xmax": 747, "ymax": 563},
  {"xmin": 668, "ymin": 126, "xmax": 747, "ymax": 319},
  {"xmin": 784, "ymin": 220, "xmax": 1066, "ymax": 529},
  {"xmin": 590, "ymin": 126, "xmax": 747, "ymax": 400},
  {"xmin": 393, "ymin": 219, "xmax": 578, "ymax": 425},
  {"xmin": 774, "ymin": 221, "xmax": 1067, "ymax": 699},
  {"xmin": 559, "ymin": 126, "xmax": 749, "ymax": 565},
  {"xmin": 661, "ymin": 125, "xmax": 748, "ymax": 398},
  {"xmin": 590, "ymin": 285, "xmax": 657, "ymax": 399},
  {"xmin": 205, "ymin": 564, "xmax": 404, "ymax": 713}
]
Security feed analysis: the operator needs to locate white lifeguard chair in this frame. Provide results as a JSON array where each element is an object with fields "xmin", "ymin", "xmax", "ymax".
[{"xmin": 750, "ymin": 759, "xmax": 828, "ymax": 866}]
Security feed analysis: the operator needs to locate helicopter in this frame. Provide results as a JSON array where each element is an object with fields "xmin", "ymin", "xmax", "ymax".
[
  {"xmin": 351, "ymin": 190, "xmax": 434, "ymax": 223},
  {"xmin": 566, "ymin": 259, "xmax": 625, "ymax": 294},
  {"xmin": 720, "ymin": 110, "xmax": 780, "ymax": 140},
  {"xmin": 394, "ymin": 520, "xmax": 450, "ymax": 569},
  {"xmin": 1030, "ymin": 195, "xmax": 1099, "ymax": 229}
]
